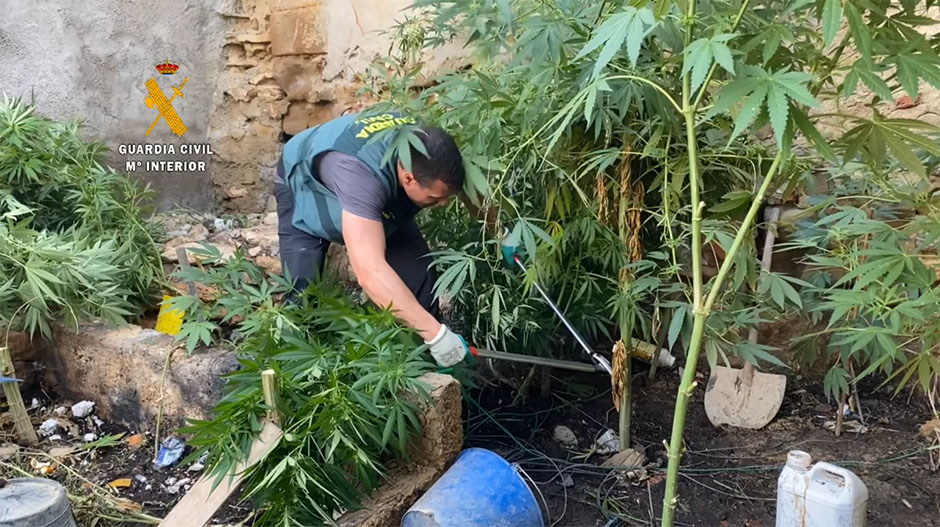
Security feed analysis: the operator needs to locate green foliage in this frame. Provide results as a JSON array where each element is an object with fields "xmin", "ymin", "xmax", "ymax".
[
  {"xmin": 368, "ymin": 0, "xmax": 940, "ymax": 396},
  {"xmin": 790, "ymin": 170, "xmax": 940, "ymax": 398},
  {"xmin": 176, "ymin": 257, "xmax": 435, "ymax": 525},
  {"xmin": 0, "ymin": 97, "xmax": 162, "ymax": 338},
  {"xmin": 369, "ymin": 1, "xmax": 940, "ymax": 525}
]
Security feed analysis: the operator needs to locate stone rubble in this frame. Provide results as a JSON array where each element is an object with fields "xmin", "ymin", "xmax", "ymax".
[
  {"xmin": 157, "ymin": 211, "xmax": 356, "ymax": 287},
  {"xmin": 71, "ymin": 400, "xmax": 96, "ymax": 418}
]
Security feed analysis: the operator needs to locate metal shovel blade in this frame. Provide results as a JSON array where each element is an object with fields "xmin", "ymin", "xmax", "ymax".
[
  {"xmin": 704, "ymin": 205, "xmax": 786, "ymax": 430},
  {"xmin": 704, "ymin": 363, "xmax": 786, "ymax": 429}
]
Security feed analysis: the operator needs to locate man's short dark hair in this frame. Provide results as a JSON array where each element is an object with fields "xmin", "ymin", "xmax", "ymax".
[{"xmin": 410, "ymin": 126, "xmax": 464, "ymax": 191}]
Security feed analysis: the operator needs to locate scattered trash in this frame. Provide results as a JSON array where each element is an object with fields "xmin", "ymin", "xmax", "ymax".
[
  {"xmin": 127, "ymin": 434, "xmax": 145, "ymax": 448},
  {"xmin": 29, "ymin": 398, "xmax": 40, "ymax": 410},
  {"xmin": 71, "ymin": 400, "xmax": 96, "ymax": 418},
  {"xmin": 188, "ymin": 452, "xmax": 209, "ymax": 472},
  {"xmin": 553, "ymin": 425, "xmax": 578, "ymax": 446},
  {"xmin": 83, "ymin": 433, "xmax": 98, "ymax": 442},
  {"xmin": 154, "ymin": 436, "xmax": 186, "ymax": 468},
  {"xmin": 134, "ymin": 475, "xmax": 148, "ymax": 484},
  {"xmin": 48, "ymin": 447, "xmax": 77, "ymax": 458},
  {"xmin": 595, "ymin": 429, "xmax": 620, "ymax": 454},
  {"xmin": 54, "ymin": 406, "xmax": 67, "ymax": 416},
  {"xmin": 0, "ymin": 444, "xmax": 19, "ymax": 459},
  {"xmin": 48, "ymin": 434, "xmax": 62, "ymax": 441},
  {"xmin": 93, "ymin": 416, "xmax": 105, "ymax": 427},
  {"xmin": 165, "ymin": 477, "xmax": 191, "ymax": 494},
  {"xmin": 38, "ymin": 418, "xmax": 59, "ymax": 437},
  {"xmin": 557, "ymin": 473, "xmax": 574, "ymax": 487},
  {"xmin": 165, "ymin": 477, "xmax": 177, "ymax": 486},
  {"xmin": 32, "ymin": 459, "xmax": 55, "ymax": 475},
  {"xmin": 108, "ymin": 478, "xmax": 133, "ymax": 489},
  {"xmin": 602, "ymin": 448, "xmax": 647, "ymax": 470},
  {"xmin": 823, "ymin": 420, "xmax": 868, "ymax": 434}
]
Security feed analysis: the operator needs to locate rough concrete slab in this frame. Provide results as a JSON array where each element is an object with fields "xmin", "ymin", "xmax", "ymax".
[
  {"xmin": 44, "ymin": 323, "xmax": 237, "ymax": 431},
  {"xmin": 337, "ymin": 372, "xmax": 463, "ymax": 527}
]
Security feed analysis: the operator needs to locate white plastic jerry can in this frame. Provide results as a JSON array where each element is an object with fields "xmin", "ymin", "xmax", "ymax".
[{"xmin": 776, "ymin": 450, "xmax": 868, "ymax": 527}]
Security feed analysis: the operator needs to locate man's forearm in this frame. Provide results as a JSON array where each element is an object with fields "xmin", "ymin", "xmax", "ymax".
[{"xmin": 357, "ymin": 262, "xmax": 440, "ymax": 341}]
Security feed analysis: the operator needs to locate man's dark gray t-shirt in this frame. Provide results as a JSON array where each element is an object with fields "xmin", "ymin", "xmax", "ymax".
[{"xmin": 315, "ymin": 151, "xmax": 419, "ymax": 225}]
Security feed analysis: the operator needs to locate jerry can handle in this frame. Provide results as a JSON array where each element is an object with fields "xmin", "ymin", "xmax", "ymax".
[{"xmin": 807, "ymin": 462, "xmax": 856, "ymax": 494}]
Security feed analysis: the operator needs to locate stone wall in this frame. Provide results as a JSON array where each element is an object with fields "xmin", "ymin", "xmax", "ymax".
[{"xmin": 208, "ymin": 0, "xmax": 468, "ymax": 212}]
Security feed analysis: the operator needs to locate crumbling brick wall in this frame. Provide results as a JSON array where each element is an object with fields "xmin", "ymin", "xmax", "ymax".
[{"xmin": 207, "ymin": 0, "xmax": 468, "ymax": 213}]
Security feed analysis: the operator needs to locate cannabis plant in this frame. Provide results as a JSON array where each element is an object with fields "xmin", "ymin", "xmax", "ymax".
[
  {"xmin": 0, "ymin": 97, "xmax": 162, "ymax": 338},
  {"xmin": 372, "ymin": 0, "xmax": 940, "ymax": 524},
  {"xmin": 176, "ymin": 256, "xmax": 435, "ymax": 525}
]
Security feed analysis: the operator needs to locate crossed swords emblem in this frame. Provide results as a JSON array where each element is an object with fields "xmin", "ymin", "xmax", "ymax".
[{"xmin": 144, "ymin": 76, "xmax": 189, "ymax": 137}]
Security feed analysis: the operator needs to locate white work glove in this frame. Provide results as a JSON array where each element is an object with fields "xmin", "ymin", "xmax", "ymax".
[{"xmin": 425, "ymin": 324, "xmax": 469, "ymax": 368}]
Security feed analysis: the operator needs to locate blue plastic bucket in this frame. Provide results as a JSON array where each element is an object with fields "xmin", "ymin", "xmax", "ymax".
[{"xmin": 401, "ymin": 448, "xmax": 544, "ymax": 527}]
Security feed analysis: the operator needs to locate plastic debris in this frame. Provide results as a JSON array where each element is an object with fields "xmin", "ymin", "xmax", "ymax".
[
  {"xmin": 166, "ymin": 477, "xmax": 191, "ymax": 494},
  {"xmin": 557, "ymin": 473, "xmax": 575, "ymax": 487},
  {"xmin": 134, "ymin": 475, "xmax": 148, "ymax": 483},
  {"xmin": 29, "ymin": 398, "xmax": 40, "ymax": 410},
  {"xmin": 552, "ymin": 425, "xmax": 578, "ymax": 446},
  {"xmin": 108, "ymin": 478, "xmax": 132, "ymax": 489},
  {"xmin": 71, "ymin": 400, "xmax": 96, "ymax": 418},
  {"xmin": 93, "ymin": 416, "xmax": 105, "ymax": 427},
  {"xmin": 38, "ymin": 418, "xmax": 59, "ymax": 437},
  {"xmin": 83, "ymin": 433, "xmax": 98, "ymax": 442},
  {"xmin": 154, "ymin": 437, "xmax": 185, "ymax": 468},
  {"xmin": 32, "ymin": 459, "xmax": 55, "ymax": 475},
  {"xmin": 49, "ymin": 434, "xmax": 62, "ymax": 441},
  {"xmin": 54, "ymin": 406, "xmax": 67, "ymax": 416},
  {"xmin": 127, "ymin": 434, "xmax": 145, "ymax": 448},
  {"xmin": 595, "ymin": 429, "xmax": 620, "ymax": 454}
]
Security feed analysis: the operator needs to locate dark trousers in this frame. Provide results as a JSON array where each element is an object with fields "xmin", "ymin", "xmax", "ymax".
[{"xmin": 274, "ymin": 181, "xmax": 440, "ymax": 316}]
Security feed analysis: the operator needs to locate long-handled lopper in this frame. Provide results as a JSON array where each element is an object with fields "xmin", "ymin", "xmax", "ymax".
[{"xmin": 507, "ymin": 255, "xmax": 613, "ymax": 374}]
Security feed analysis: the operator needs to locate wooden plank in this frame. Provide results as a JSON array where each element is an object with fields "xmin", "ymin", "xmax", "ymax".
[
  {"xmin": 158, "ymin": 420, "xmax": 282, "ymax": 527},
  {"xmin": 0, "ymin": 346, "xmax": 38, "ymax": 445}
]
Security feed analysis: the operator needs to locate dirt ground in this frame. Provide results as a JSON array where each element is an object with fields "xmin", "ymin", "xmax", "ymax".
[
  {"xmin": 464, "ymin": 363, "xmax": 940, "ymax": 527},
  {"xmin": 3, "ymin": 345, "xmax": 938, "ymax": 526}
]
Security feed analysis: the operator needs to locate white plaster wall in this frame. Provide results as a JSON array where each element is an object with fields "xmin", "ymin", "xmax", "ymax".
[{"xmin": 0, "ymin": 0, "xmax": 226, "ymax": 210}]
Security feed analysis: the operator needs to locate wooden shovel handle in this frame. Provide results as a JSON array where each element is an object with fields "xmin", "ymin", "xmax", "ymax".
[{"xmin": 744, "ymin": 206, "xmax": 781, "ymax": 378}]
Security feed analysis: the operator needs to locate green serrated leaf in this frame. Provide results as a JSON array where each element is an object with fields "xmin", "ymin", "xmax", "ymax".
[{"xmin": 821, "ymin": 0, "xmax": 842, "ymax": 47}]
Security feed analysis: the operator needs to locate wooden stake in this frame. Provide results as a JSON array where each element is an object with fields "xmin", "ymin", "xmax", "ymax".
[
  {"xmin": 835, "ymin": 392, "xmax": 848, "ymax": 437},
  {"xmin": 0, "ymin": 346, "xmax": 38, "ymax": 445},
  {"xmin": 261, "ymin": 369, "xmax": 282, "ymax": 426}
]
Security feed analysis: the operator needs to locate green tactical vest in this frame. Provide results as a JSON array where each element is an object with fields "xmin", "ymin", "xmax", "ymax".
[{"xmin": 280, "ymin": 112, "xmax": 416, "ymax": 243}]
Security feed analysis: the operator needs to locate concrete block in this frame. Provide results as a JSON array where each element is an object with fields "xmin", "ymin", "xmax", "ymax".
[
  {"xmin": 337, "ymin": 372, "xmax": 462, "ymax": 527},
  {"xmin": 44, "ymin": 323, "xmax": 238, "ymax": 431},
  {"xmin": 270, "ymin": 6, "xmax": 327, "ymax": 56}
]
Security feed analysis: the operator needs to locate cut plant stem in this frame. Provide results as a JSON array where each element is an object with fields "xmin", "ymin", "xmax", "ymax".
[{"xmin": 619, "ymin": 355, "xmax": 632, "ymax": 450}]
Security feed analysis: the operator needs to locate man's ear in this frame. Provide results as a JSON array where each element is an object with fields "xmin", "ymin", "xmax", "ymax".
[{"xmin": 398, "ymin": 160, "xmax": 416, "ymax": 185}]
